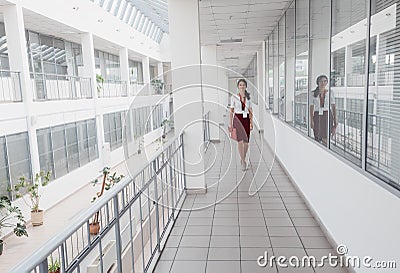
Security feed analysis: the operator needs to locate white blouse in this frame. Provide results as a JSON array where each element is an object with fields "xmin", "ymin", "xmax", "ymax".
[
  {"xmin": 310, "ymin": 89, "xmax": 335, "ymax": 113},
  {"xmin": 230, "ymin": 93, "xmax": 252, "ymax": 117}
]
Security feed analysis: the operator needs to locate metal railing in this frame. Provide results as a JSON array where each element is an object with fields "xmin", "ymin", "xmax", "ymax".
[
  {"xmin": 294, "ymin": 101, "xmax": 307, "ymax": 130},
  {"xmin": 98, "ymin": 80, "xmax": 128, "ymax": 97},
  {"xmin": 31, "ymin": 73, "xmax": 92, "ymax": 101},
  {"xmin": 203, "ymin": 111, "xmax": 210, "ymax": 151},
  {"xmin": 0, "ymin": 70, "xmax": 22, "ymax": 102},
  {"xmin": 11, "ymin": 134, "xmax": 186, "ymax": 273},
  {"xmin": 330, "ymin": 109, "xmax": 363, "ymax": 163}
]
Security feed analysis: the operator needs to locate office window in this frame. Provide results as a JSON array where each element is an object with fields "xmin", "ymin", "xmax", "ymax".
[
  {"xmin": 273, "ymin": 28, "xmax": 279, "ymax": 114},
  {"xmin": 104, "ymin": 111, "xmax": 124, "ymax": 150},
  {"xmin": 77, "ymin": 121, "xmax": 90, "ymax": 166},
  {"xmin": 87, "ymin": 119, "xmax": 99, "ymax": 161},
  {"xmin": 37, "ymin": 128, "xmax": 55, "ymax": 180},
  {"xmin": 94, "ymin": 50, "xmax": 121, "ymax": 80},
  {"xmin": 366, "ymin": 0, "xmax": 400, "ymax": 186},
  {"xmin": 129, "ymin": 60, "xmax": 144, "ymax": 83},
  {"xmin": 51, "ymin": 125, "xmax": 68, "ymax": 178},
  {"xmin": 65, "ymin": 123, "xmax": 79, "ymax": 171},
  {"xmin": 153, "ymin": 104, "xmax": 164, "ymax": 130},
  {"xmin": 0, "ymin": 133, "xmax": 31, "ymax": 199},
  {"xmin": 278, "ymin": 15, "xmax": 286, "ymax": 120}
]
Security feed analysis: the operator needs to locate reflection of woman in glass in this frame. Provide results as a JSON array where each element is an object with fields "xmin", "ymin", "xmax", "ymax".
[
  {"xmin": 310, "ymin": 75, "xmax": 338, "ymax": 144},
  {"xmin": 229, "ymin": 79, "xmax": 253, "ymax": 171}
]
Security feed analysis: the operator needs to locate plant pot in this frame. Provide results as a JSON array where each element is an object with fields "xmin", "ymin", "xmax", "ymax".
[
  {"xmin": 31, "ymin": 210, "xmax": 44, "ymax": 226},
  {"xmin": 0, "ymin": 239, "xmax": 3, "ymax": 255},
  {"xmin": 49, "ymin": 269, "xmax": 60, "ymax": 273},
  {"xmin": 89, "ymin": 222, "xmax": 100, "ymax": 235}
]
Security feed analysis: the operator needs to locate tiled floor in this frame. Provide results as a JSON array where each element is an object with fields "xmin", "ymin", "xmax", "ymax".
[{"xmin": 153, "ymin": 131, "xmax": 349, "ymax": 273}]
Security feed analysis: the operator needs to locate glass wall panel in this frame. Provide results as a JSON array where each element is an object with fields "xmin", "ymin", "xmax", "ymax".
[
  {"xmin": 295, "ymin": 0, "xmax": 309, "ymax": 132},
  {"xmin": 268, "ymin": 37, "xmax": 274, "ymax": 110},
  {"xmin": 278, "ymin": 15, "xmax": 286, "ymax": 120},
  {"xmin": 330, "ymin": 0, "xmax": 367, "ymax": 164},
  {"xmin": 129, "ymin": 60, "xmax": 144, "ymax": 83},
  {"xmin": 286, "ymin": 2, "xmax": 295, "ymax": 123},
  {"xmin": 309, "ymin": 0, "xmax": 331, "ymax": 145},
  {"xmin": 95, "ymin": 50, "xmax": 121, "ymax": 80},
  {"xmin": 367, "ymin": 0, "xmax": 400, "ymax": 186},
  {"xmin": 273, "ymin": 28, "xmax": 279, "ymax": 113}
]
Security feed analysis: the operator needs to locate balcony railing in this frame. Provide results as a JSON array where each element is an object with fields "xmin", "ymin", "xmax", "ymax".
[
  {"xmin": 98, "ymin": 79, "xmax": 128, "ymax": 98},
  {"xmin": 31, "ymin": 73, "xmax": 92, "ymax": 101},
  {"xmin": 130, "ymin": 81, "xmax": 146, "ymax": 96},
  {"xmin": 0, "ymin": 70, "xmax": 22, "ymax": 103},
  {"xmin": 10, "ymin": 134, "xmax": 186, "ymax": 273}
]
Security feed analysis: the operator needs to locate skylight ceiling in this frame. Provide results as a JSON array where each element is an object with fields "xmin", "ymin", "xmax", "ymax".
[{"xmin": 90, "ymin": 0, "xmax": 168, "ymax": 43}]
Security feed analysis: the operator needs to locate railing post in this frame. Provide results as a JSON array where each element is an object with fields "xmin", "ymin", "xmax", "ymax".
[
  {"xmin": 113, "ymin": 195, "xmax": 123, "ymax": 273},
  {"xmin": 38, "ymin": 259, "xmax": 48, "ymax": 273},
  {"xmin": 152, "ymin": 159, "xmax": 161, "ymax": 252},
  {"xmin": 180, "ymin": 134, "xmax": 187, "ymax": 190}
]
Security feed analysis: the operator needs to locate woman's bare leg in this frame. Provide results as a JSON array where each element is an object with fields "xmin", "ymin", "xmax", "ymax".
[
  {"xmin": 243, "ymin": 142, "xmax": 249, "ymax": 162},
  {"xmin": 237, "ymin": 141, "xmax": 245, "ymax": 163}
]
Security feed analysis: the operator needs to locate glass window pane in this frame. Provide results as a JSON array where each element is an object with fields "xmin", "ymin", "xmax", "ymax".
[
  {"xmin": 366, "ymin": 0, "xmax": 400, "ymax": 186},
  {"xmin": 7, "ymin": 133, "xmax": 31, "ymax": 195},
  {"xmin": 65, "ymin": 123, "xmax": 79, "ymax": 171},
  {"xmin": 87, "ymin": 119, "xmax": 98, "ymax": 160},
  {"xmin": 329, "ymin": 0, "xmax": 367, "ymax": 163},
  {"xmin": 286, "ymin": 3, "xmax": 295, "ymax": 124},
  {"xmin": 295, "ymin": 0, "xmax": 309, "ymax": 132},
  {"xmin": 77, "ymin": 121, "xmax": 90, "ymax": 166},
  {"xmin": 0, "ymin": 136, "xmax": 10, "ymax": 198},
  {"xmin": 278, "ymin": 15, "xmax": 286, "ymax": 120},
  {"xmin": 37, "ymin": 128, "xmax": 55, "ymax": 180},
  {"xmin": 51, "ymin": 125, "xmax": 68, "ymax": 178}
]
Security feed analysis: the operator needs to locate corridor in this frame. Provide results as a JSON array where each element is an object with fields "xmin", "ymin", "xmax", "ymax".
[{"xmin": 153, "ymin": 131, "xmax": 349, "ymax": 273}]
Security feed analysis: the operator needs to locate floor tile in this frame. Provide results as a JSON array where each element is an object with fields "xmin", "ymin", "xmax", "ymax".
[
  {"xmin": 210, "ymin": 235, "xmax": 239, "ymax": 247},
  {"xmin": 208, "ymin": 247, "xmax": 240, "ymax": 260},
  {"xmin": 241, "ymin": 261, "xmax": 278, "ymax": 273},
  {"xmin": 175, "ymin": 247, "xmax": 208, "ymax": 260},
  {"xmin": 170, "ymin": 261, "xmax": 206, "ymax": 273},
  {"xmin": 153, "ymin": 260, "xmax": 173, "ymax": 273},
  {"xmin": 206, "ymin": 261, "xmax": 240, "ymax": 273},
  {"xmin": 301, "ymin": 236, "xmax": 332, "ymax": 248},
  {"xmin": 159, "ymin": 247, "xmax": 177, "ymax": 260},
  {"xmin": 270, "ymin": 236, "xmax": 303, "ymax": 248},
  {"xmin": 267, "ymin": 227, "xmax": 297, "ymax": 237},
  {"xmin": 212, "ymin": 225, "xmax": 240, "ymax": 236},
  {"xmin": 180, "ymin": 235, "xmax": 210, "ymax": 247},
  {"xmin": 240, "ymin": 236, "xmax": 271, "ymax": 247}
]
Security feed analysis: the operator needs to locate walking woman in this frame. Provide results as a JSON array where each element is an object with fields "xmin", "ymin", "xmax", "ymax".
[
  {"xmin": 229, "ymin": 79, "xmax": 253, "ymax": 171},
  {"xmin": 310, "ymin": 75, "xmax": 338, "ymax": 145}
]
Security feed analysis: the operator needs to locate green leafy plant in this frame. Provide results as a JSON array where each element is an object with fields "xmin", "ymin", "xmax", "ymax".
[
  {"xmin": 96, "ymin": 74, "xmax": 105, "ymax": 93},
  {"xmin": 0, "ymin": 196, "xmax": 28, "ymax": 238},
  {"xmin": 48, "ymin": 255, "xmax": 60, "ymax": 273},
  {"xmin": 10, "ymin": 171, "xmax": 51, "ymax": 213},
  {"xmin": 151, "ymin": 79, "xmax": 164, "ymax": 94},
  {"xmin": 90, "ymin": 167, "xmax": 124, "ymax": 228}
]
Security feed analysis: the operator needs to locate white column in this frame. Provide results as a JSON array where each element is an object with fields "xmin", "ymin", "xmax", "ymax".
[
  {"xmin": 81, "ymin": 32, "xmax": 105, "ymax": 160},
  {"xmin": 201, "ymin": 45, "xmax": 220, "ymax": 141},
  {"xmin": 142, "ymin": 56, "xmax": 150, "ymax": 83},
  {"xmin": 3, "ymin": 4, "xmax": 40, "ymax": 174},
  {"xmin": 286, "ymin": 49, "xmax": 295, "ymax": 123},
  {"xmin": 169, "ymin": 0, "xmax": 205, "ymax": 191},
  {"xmin": 119, "ymin": 47, "xmax": 130, "ymax": 96},
  {"xmin": 218, "ymin": 69, "xmax": 229, "ymax": 126}
]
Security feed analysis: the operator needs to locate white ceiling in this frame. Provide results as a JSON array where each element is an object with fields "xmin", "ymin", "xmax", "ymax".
[{"xmin": 199, "ymin": 0, "xmax": 291, "ymax": 76}]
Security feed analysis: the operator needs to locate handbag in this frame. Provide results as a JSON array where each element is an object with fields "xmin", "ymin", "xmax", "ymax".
[{"xmin": 230, "ymin": 127, "xmax": 237, "ymax": 140}]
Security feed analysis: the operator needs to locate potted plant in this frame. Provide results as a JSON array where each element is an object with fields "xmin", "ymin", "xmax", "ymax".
[
  {"xmin": 89, "ymin": 167, "xmax": 124, "ymax": 235},
  {"xmin": 48, "ymin": 256, "xmax": 60, "ymax": 273},
  {"xmin": 0, "ymin": 196, "xmax": 28, "ymax": 255},
  {"xmin": 151, "ymin": 79, "xmax": 164, "ymax": 94},
  {"xmin": 10, "ymin": 170, "xmax": 51, "ymax": 226},
  {"xmin": 96, "ymin": 74, "xmax": 105, "ymax": 94},
  {"xmin": 160, "ymin": 118, "xmax": 171, "ymax": 139}
]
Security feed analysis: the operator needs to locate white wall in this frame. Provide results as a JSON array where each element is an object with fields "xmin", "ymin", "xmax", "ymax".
[{"xmin": 262, "ymin": 112, "xmax": 400, "ymax": 273}]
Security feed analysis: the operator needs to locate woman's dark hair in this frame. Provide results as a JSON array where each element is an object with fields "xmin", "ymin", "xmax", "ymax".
[
  {"xmin": 237, "ymin": 79, "xmax": 250, "ymax": 100},
  {"xmin": 313, "ymin": 75, "xmax": 328, "ymax": 97}
]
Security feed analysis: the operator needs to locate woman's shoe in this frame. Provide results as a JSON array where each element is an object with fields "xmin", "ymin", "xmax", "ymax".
[{"xmin": 241, "ymin": 160, "xmax": 247, "ymax": 171}]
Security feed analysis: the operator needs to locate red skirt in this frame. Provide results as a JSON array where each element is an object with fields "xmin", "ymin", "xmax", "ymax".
[{"xmin": 233, "ymin": 113, "xmax": 250, "ymax": 142}]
